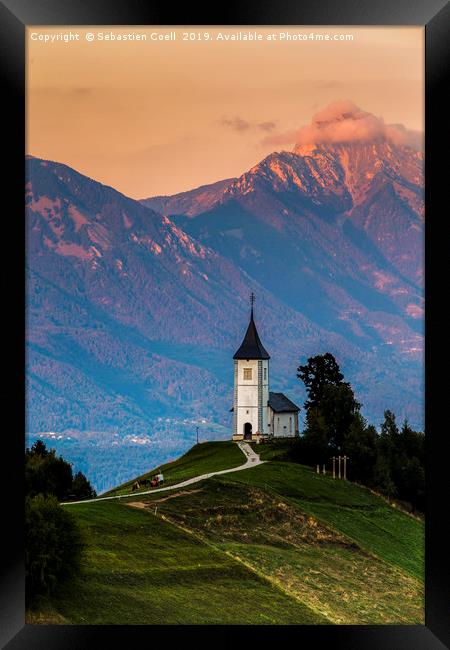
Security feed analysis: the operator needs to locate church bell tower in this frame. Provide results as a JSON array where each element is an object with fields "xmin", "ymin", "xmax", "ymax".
[{"xmin": 232, "ymin": 294, "xmax": 270, "ymax": 441}]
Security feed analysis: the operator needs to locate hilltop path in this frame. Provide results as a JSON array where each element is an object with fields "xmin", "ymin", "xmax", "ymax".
[{"xmin": 62, "ymin": 442, "xmax": 263, "ymax": 506}]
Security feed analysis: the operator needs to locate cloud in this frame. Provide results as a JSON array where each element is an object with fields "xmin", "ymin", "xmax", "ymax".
[
  {"xmin": 262, "ymin": 100, "xmax": 423, "ymax": 150},
  {"xmin": 221, "ymin": 116, "xmax": 251, "ymax": 132},
  {"xmin": 221, "ymin": 116, "xmax": 278, "ymax": 134},
  {"xmin": 258, "ymin": 120, "xmax": 277, "ymax": 132}
]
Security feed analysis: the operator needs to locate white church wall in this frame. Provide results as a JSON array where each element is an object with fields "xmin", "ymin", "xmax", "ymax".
[
  {"xmin": 238, "ymin": 359, "xmax": 259, "ymax": 384},
  {"xmin": 234, "ymin": 358, "xmax": 270, "ymax": 439},
  {"xmin": 261, "ymin": 359, "xmax": 269, "ymax": 435},
  {"xmin": 236, "ymin": 407, "xmax": 259, "ymax": 440},
  {"xmin": 268, "ymin": 409, "xmax": 297, "ymax": 437}
]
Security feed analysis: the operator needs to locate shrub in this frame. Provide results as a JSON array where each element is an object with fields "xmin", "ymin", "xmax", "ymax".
[
  {"xmin": 71, "ymin": 471, "xmax": 97, "ymax": 500},
  {"xmin": 25, "ymin": 439, "xmax": 96, "ymax": 501},
  {"xmin": 25, "ymin": 446, "xmax": 73, "ymax": 501},
  {"xmin": 25, "ymin": 494, "xmax": 84, "ymax": 603}
]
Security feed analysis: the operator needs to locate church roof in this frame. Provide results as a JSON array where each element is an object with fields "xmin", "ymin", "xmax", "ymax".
[
  {"xmin": 233, "ymin": 308, "xmax": 270, "ymax": 360},
  {"xmin": 268, "ymin": 392, "xmax": 300, "ymax": 413}
]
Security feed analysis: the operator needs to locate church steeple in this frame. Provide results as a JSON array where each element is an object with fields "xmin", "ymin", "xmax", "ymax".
[
  {"xmin": 231, "ymin": 294, "xmax": 299, "ymax": 442},
  {"xmin": 233, "ymin": 293, "xmax": 270, "ymax": 360}
]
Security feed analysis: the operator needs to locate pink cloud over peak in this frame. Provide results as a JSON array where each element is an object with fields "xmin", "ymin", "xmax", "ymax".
[{"xmin": 263, "ymin": 101, "xmax": 423, "ymax": 151}]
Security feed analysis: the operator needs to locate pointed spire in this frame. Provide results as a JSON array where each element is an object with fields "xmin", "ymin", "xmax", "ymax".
[{"xmin": 233, "ymin": 293, "xmax": 270, "ymax": 360}]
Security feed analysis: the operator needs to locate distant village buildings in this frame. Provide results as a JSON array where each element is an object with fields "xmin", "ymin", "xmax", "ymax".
[{"xmin": 231, "ymin": 296, "xmax": 300, "ymax": 442}]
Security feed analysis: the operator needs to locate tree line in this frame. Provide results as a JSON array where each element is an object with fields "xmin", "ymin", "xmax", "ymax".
[
  {"xmin": 292, "ymin": 352, "xmax": 425, "ymax": 513},
  {"xmin": 25, "ymin": 440, "xmax": 96, "ymax": 605}
]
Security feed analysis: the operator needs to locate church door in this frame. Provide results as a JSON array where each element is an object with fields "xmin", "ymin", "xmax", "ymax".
[{"xmin": 244, "ymin": 422, "xmax": 252, "ymax": 440}]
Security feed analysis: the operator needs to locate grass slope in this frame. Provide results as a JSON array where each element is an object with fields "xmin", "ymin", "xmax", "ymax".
[
  {"xmin": 134, "ymin": 477, "xmax": 423, "ymax": 624},
  {"xmin": 27, "ymin": 499, "xmax": 325, "ymax": 625},
  {"xmin": 104, "ymin": 441, "xmax": 244, "ymax": 496},
  {"xmin": 221, "ymin": 461, "xmax": 424, "ymax": 581},
  {"xmin": 28, "ymin": 441, "xmax": 424, "ymax": 625}
]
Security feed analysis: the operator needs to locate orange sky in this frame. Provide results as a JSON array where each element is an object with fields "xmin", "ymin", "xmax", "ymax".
[{"xmin": 26, "ymin": 26, "xmax": 424, "ymax": 199}]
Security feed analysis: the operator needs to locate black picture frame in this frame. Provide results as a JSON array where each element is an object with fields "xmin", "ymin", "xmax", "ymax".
[{"xmin": 1, "ymin": 0, "xmax": 448, "ymax": 647}]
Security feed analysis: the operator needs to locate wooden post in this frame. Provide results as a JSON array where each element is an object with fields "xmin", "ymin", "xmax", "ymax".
[
  {"xmin": 338, "ymin": 456, "xmax": 341, "ymax": 479},
  {"xmin": 332, "ymin": 457, "xmax": 336, "ymax": 479},
  {"xmin": 322, "ymin": 464, "xmax": 326, "ymax": 475},
  {"xmin": 343, "ymin": 455, "xmax": 349, "ymax": 480},
  {"xmin": 316, "ymin": 465, "xmax": 320, "ymax": 474}
]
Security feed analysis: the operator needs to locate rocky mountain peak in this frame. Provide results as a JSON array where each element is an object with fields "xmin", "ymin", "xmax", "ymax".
[{"xmin": 292, "ymin": 140, "xmax": 423, "ymax": 207}]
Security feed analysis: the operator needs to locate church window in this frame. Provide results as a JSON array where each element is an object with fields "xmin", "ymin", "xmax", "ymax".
[
  {"xmin": 243, "ymin": 368, "xmax": 252, "ymax": 380},
  {"xmin": 289, "ymin": 417, "xmax": 292, "ymax": 433},
  {"xmin": 263, "ymin": 367, "xmax": 267, "ymax": 380}
]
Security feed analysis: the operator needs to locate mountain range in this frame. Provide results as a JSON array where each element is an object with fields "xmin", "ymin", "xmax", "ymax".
[{"xmin": 25, "ymin": 138, "xmax": 424, "ymax": 491}]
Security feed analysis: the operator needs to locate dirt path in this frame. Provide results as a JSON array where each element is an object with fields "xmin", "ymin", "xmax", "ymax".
[{"xmin": 62, "ymin": 442, "xmax": 263, "ymax": 506}]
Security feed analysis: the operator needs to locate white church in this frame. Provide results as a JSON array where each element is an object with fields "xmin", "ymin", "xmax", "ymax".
[{"xmin": 231, "ymin": 298, "xmax": 300, "ymax": 442}]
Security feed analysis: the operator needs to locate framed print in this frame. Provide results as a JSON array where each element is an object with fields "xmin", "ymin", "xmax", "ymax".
[{"xmin": 1, "ymin": 0, "xmax": 448, "ymax": 648}]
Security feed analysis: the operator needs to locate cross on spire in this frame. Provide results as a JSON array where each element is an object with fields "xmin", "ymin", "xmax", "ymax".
[{"xmin": 250, "ymin": 292, "xmax": 255, "ymax": 317}]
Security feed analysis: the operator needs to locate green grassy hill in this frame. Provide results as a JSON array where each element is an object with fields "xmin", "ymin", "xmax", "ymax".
[
  {"xmin": 103, "ymin": 441, "xmax": 244, "ymax": 496},
  {"xmin": 27, "ymin": 440, "xmax": 424, "ymax": 625}
]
